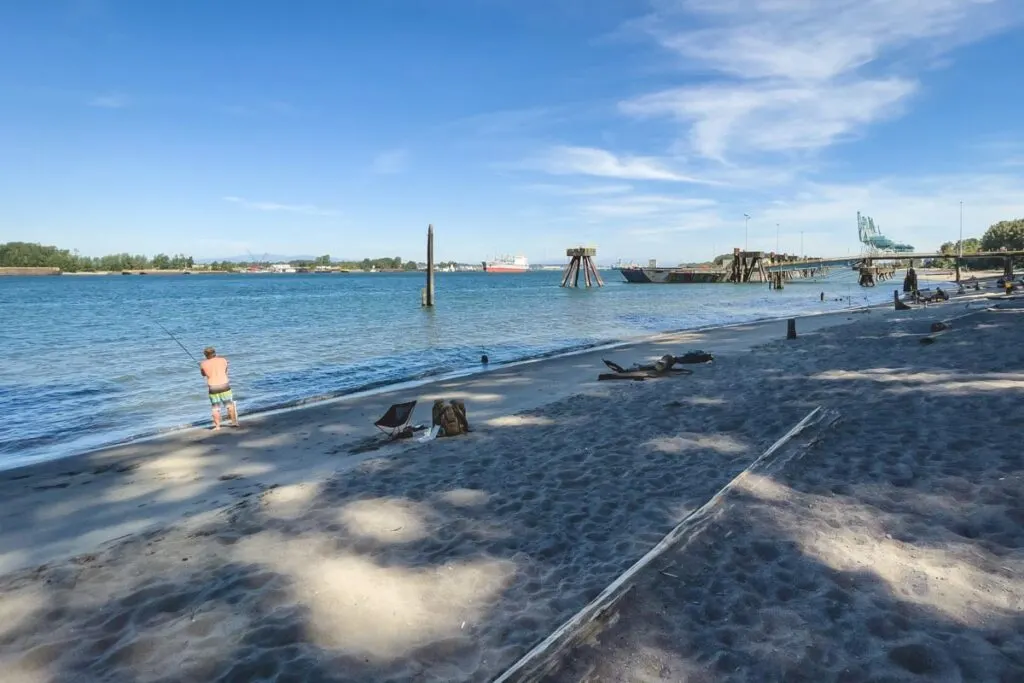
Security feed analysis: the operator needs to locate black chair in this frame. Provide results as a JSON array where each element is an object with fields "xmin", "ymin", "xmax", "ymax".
[{"xmin": 374, "ymin": 401, "xmax": 417, "ymax": 439}]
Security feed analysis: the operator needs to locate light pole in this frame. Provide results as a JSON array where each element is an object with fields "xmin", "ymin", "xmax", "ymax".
[
  {"xmin": 800, "ymin": 231, "xmax": 804, "ymax": 258},
  {"xmin": 956, "ymin": 200, "xmax": 964, "ymax": 283},
  {"xmin": 776, "ymin": 223, "xmax": 780, "ymax": 253},
  {"xmin": 743, "ymin": 213, "xmax": 750, "ymax": 251},
  {"xmin": 958, "ymin": 201, "xmax": 963, "ymax": 257}
]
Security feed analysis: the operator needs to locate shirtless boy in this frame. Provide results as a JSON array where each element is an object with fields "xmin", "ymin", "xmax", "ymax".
[{"xmin": 199, "ymin": 346, "xmax": 239, "ymax": 429}]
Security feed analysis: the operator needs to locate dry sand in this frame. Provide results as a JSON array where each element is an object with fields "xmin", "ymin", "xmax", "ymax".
[
  {"xmin": 0, "ymin": 299, "xmax": 1020, "ymax": 682},
  {"xmin": 545, "ymin": 302, "xmax": 1024, "ymax": 683}
]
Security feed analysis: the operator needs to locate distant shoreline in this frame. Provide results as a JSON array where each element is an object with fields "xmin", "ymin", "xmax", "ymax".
[{"xmin": 0, "ymin": 268, "xmax": 546, "ymax": 277}]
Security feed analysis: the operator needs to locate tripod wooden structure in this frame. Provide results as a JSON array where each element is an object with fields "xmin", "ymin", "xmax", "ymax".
[{"xmin": 561, "ymin": 247, "xmax": 603, "ymax": 288}]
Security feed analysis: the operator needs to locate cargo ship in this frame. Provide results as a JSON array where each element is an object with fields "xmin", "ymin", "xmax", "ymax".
[{"xmin": 483, "ymin": 255, "xmax": 529, "ymax": 273}]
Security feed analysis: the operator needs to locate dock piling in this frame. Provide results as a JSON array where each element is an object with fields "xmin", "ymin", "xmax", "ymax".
[
  {"xmin": 424, "ymin": 224, "xmax": 435, "ymax": 307},
  {"xmin": 561, "ymin": 247, "xmax": 603, "ymax": 287},
  {"xmin": 787, "ymin": 318, "xmax": 797, "ymax": 339}
]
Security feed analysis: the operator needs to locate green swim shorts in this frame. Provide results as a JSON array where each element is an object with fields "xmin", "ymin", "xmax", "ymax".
[{"xmin": 209, "ymin": 389, "xmax": 234, "ymax": 405}]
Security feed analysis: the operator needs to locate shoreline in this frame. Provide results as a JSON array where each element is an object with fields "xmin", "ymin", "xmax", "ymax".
[
  {"xmin": 5, "ymin": 299, "xmax": 889, "ymax": 473},
  {"xmin": 2, "ymin": 294, "xmax": 1018, "ymax": 682},
  {"xmin": 0, "ymin": 300, "xmax": 907, "ymax": 575}
]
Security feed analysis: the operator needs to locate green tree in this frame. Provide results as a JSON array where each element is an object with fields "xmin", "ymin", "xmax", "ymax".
[
  {"xmin": 981, "ymin": 219, "xmax": 1024, "ymax": 252},
  {"xmin": 316, "ymin": 254, "xmax": 331, "ymax": 266},
  {"xmin": 0, "ymin": 242, "xmax": 196, "ymax": 272},
  {"xmin": 403, "ymin": 260, "xmax": 418, "ymax": 271}
]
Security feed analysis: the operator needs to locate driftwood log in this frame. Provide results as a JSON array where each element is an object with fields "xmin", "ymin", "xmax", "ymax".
[
  {"xmin": 492, "ymin": 407, "xmax": 840, "ymax": 683},
  {"xmin": 600, "ymin": 354, "xmax": 704, "ymax": 381},
  {"xmin": 597, "ymin": 372, "xmax": 646, "ymax": 381}
]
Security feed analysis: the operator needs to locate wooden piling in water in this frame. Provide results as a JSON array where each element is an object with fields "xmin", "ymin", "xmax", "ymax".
[
  {"xmin": 561, "ymin": 247, "xmax": 603, "ymax": 287},
  {"xmin": 424, "ymin": 224, "xmax": 435, "ymax": 307}
]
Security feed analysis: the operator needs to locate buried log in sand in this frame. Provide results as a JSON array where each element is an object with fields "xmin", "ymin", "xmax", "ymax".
[{"xmin": 491, "ymin": 405, "xmax": 840, "ymax": 683}]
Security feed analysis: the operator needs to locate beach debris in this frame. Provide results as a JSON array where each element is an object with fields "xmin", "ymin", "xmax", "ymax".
[
  {"xmin": 674, "ymin": 350, "xmax": 714, "ymax": 364},
  {"xmin": 894, "ymin": 290, "xmax": 912, "ymax": 311},
  {"xmin": 930, "ymin": 321, "xmax": 950, "ymax": 333},
  {"xmin": 787, "ymin": 318, "xmax": 797, "ymax": 339},
  {"xmin": 598, "ymin": 372, "xmax": 647, "ymax": 381},
  {"xmin": 600, "ymin": 352, "xmax": 710, "ymax": 380},
  {"xmin": 432, "ymin": 399, "xmax": 470, "ymax": 437},
  {"xmin": 417, "ymin": 425, "xmax": 441, "ymax": 442}
]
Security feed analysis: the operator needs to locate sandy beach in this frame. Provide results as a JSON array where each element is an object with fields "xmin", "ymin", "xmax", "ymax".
[
  {"xmin": 544, "ymin": 300, "xmax": 1024, "ymax": 683},
  {"xmin": 1, "ymin": 297, "xmax": 1021, "ymax": 682}
]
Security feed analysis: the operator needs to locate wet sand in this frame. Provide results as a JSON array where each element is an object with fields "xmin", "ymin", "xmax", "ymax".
[{"xmin": 1, "ymin": 299, "xmax": 1020, "ymax": 682}]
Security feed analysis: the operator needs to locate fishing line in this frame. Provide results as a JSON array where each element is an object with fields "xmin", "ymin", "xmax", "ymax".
[{"xmin": 155, "ymin": 320, "xmax": 200, "ymax": 363}]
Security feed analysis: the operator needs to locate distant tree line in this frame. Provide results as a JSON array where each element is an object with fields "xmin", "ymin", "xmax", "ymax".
[
  {"xmin": 0, "ymin": 242, "xmax": 194, "ymax": 272},
  {"xmin": 203, "ymin": 255, "xmax": 425, "ymax": 272},
  {"xmin": 3, "ymin": 242, "xmax": 474, "ymax": 274},
  {"xmin": 931, "ymin": 218, "xmax": 1024, "ymax": 268}
]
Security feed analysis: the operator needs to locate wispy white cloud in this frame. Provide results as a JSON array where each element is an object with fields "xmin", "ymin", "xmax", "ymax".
[
  {"xmin": 582, "ymin": 194, "xmax": 717, "ymax": 219},
  {"xmin": 88, "ymin": 93, "xmax": 130, "ymax": 108},
  {"xmin": 519, "ymin": 182, "xmax": 635, "ymax": 196},
  {"xmin": 222, "ymin": 196, "xmax": 340, "ymax": 217},
  {"xmin": 371, "ymin": 148, "xmax": 408, "ymax": 174},
  {"xmin": 444, "ymin": 105, "xmax": 570, "ymax": 138},
  {"xmin": 219, "ymin": 101, "xmax": 297, "ymax": 117},
  {"xmin": 620, "ymin": 172, "xmax": 1024, "ymax": 254},
  {"xmin": 623, "ymin": 79, "xmax": 915, "ymax": 160},
  {"xmin": 527, "ymin": 146, "xmax": 714, "ymax": 183},
  {"xmin": 619, "ymin": 0, "xmax": 1023, "ymax": 160}
]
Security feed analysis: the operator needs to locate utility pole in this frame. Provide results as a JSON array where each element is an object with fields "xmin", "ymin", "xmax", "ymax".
[
  {"xmin": 958, "ymin": 201, "xmax": 963, "ymax": 256},
  {"xmin": 956, "ymin": 201, "xmax": 963, "ymax": 283},
  {"xmin": 743, "ymin": 213, "xmax": 750, "ymax": 251}
]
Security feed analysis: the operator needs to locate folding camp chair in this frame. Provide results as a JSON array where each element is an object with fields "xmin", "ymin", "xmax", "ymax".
[{"xmin": 374, "ymin": 400, "xmax": 417, "ymax": 439}]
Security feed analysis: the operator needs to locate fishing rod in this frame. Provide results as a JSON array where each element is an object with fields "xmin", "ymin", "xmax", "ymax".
[{"xmin": 155, "ymin": 320, "xmax": 200, "ymax": 363}]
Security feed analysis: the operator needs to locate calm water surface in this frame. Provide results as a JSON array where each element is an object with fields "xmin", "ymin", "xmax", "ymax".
[{"xmin": 0, "ymin": 270, "xmax": 891, "ymax": 468}]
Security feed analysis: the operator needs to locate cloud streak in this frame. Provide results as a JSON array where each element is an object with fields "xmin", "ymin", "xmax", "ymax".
[
  {"xmin": 528, "ymin": 146, "xmax": 714, "ymax": 183},
  {"xmin": 620, "ymin": 0, "xmax": 1023, "ymax": 160},
  {"xmin": 519, "ymin": 183, "xmax": 635, "ymax": 196},
  {"xmin": 371, "ymin": 149, "xmax": 408, "ymax": 174},
  {"xmin": 88, "ymin": 93, "xmax": 130, "ymax": 108},
  {"xmin": 222, "ymin": 196, "xmax": 340, "ymax": 217}
]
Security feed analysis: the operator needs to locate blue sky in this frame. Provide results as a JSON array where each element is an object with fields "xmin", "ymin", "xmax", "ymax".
[{"xmin": 2, "ymin": 0, "xmax": 1024, "ymax": 264}]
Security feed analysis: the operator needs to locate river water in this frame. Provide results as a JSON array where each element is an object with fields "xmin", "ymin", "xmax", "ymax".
[{"xmin": 0, "ymin": 269, "xmax": 892, "ymax": 469}]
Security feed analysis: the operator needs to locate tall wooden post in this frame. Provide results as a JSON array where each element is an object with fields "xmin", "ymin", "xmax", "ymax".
[{"xmin": 424, "ymin": 224, "xmax": 435, "ymax": 307}]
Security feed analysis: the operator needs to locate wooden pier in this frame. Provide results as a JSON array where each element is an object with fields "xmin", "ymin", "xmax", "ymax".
[
  {"xmin": 561, "ymin": 247, "xmax": 603, "ymax": 288},
  {"xmin": 727, "ymin": 249, "xmax": 832, "ymax": 287},
  {"xmin": 762, "ymin": 249, "xmax": 1024, "ymax": 286}
]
